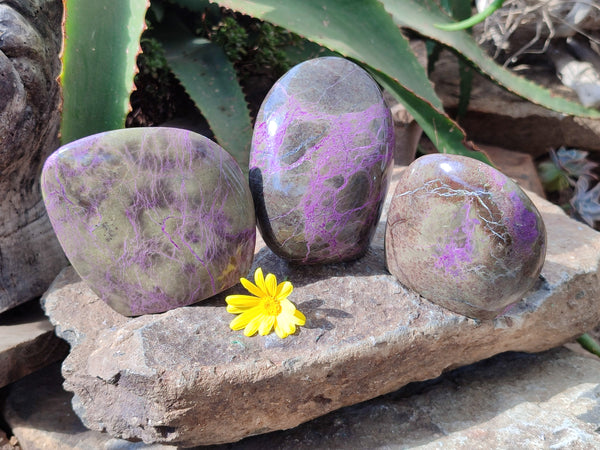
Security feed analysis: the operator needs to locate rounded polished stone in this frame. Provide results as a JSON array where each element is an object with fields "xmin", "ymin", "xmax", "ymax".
[
  {"xmin": 250, "ymin": 57, "xmax": 394, "ymax": 264},
  {"xmin": 385, "ymin": 154, "xmax": 546, "ymax": 319},
  {"xmin": 41, "ymin": 127, "xmax": 256, "ymax": 316}
]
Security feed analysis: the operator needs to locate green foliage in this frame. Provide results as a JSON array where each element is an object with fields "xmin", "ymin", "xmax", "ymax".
[
  {"xmin": 213, "ymin": 16, "xmax": 248, "ymax": 62},
  {"xmin": 435, "ymin": 0, "xmax": 505, "ymax": 31},
  {"xmin": 60, "ymin": 0, "xmax": 150, "ymax": 144},
  {"xmin": 382, "ymin": 0, "xmax": 600, "ymax": 119},
  {"xmin": 538, "ymin": 161, "xmax": 571, "ymax": 193},
  {"xmin": 577, "ymin": 333, "xmax": 600, "ymax": 358},
  {"xmin": 137, "ymin": 37, "xmax": 171, "ymax": 85},
  {"xmin": 157, "ymin": 17, "xmax": 253, "ymax": 167},
  {"xmin": 250, "ymin": 22, "xmax": 294, "ymax": 76},
  {"xmin": 430, "ymin": 0, "xmax": 474, "ymax": 119},
  {"xmin": 59, "ymin": 0, "xmax": 600, "ymax": 170},
  {"xmin": 217, "ymin": 0, "xmax": 492, "ymax": 164}
]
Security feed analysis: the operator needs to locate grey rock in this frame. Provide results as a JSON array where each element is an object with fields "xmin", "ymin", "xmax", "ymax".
[
  {"xmin": 42, "ymin": 168, "xmax": 600, "ymax": 446},
  {"xmin": 219, "ymin": 347, "xmax": 600, "ymax": 449},
  {"xmin": 0, "ymin": 429, "xmax": 18, "ymax": 450},
  {"xmin": 0, "ymin": 300, "xmax": 68, "ymax": 389},
  {"xmin": 4, "ymin": 349, "xmax": 599, "ymax": 450},
  {"xmin": 0, "ymin": 0, "xmax": 68, "ymax": 312},
  {"xmin": 3, "ymin": 363, "xmax": 173, "ymax": 450}
]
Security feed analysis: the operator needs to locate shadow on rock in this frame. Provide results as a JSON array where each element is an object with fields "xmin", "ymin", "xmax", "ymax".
[{"xmin": 297, "ymin": 298, "xmax": 353, "ymax": 331}]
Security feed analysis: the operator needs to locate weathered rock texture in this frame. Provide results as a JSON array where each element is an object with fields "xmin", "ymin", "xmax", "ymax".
[
  {"xmin": 0, "ymin": 0, "xmax": 67, "ymax": 312},
  {"xmin": 0, "ymin": 300, "xmax": 68, "ymax": 388},
  {"xmin": 42, "ymin": 168, "xmax": 600, "ymax": 446},
  {"xmin": 430, "ymin": 50, "xmax": 600, "ymax": 157},
  {"xmin": 4, "ymin": 348, "xmax": 599, "ymax": 449},
  {"xmin": 3, "ymin": 363, "xmax": 172, "ymax": 450},
  {"xmin": 220, "ymin": 347, "xmax": 600, "ymax": 449}
]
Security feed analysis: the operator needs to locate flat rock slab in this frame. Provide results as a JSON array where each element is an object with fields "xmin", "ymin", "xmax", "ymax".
[
  {"xmin": 3, "ymin": 348, "xmax": 599, "ymax": 449},
  {"xmin": 2, "ymin": 363, "xmax": 172, "ymax": 450},
  {"xmin": 0, "ymin": 300, "xmax": 68, "ymax": 389},
  {"xmin": 218, "ymin": 347, "xmax": 600, "ymax": 449},
  {"xmin": 42, "ymin": 168, "xmax": 600, "ymax": 446}
]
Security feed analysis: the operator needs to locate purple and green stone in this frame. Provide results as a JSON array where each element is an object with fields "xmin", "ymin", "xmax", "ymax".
[
  {"xmin": 41, "ymin": 127, "xmax": 256, "ymax": 316},
  {"xmin": 385, "ymin": 154, "xmax": 547, "ymax": 319},
  {"xmin": 250, "ymin": 57, "xmax": 395, "ymax": 264}
]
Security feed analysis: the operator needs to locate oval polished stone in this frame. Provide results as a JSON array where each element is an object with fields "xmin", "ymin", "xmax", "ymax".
[
  {"xmin": 41, "ymin": 128, "xmax": 256, "ymax": 316},
  {"xmin": 250, "ymin": 57, "xmax": 394, "ymax": 264},
  {"xmin": 385, "ymin": 154, "xmax": 547, "ymax": 320}
]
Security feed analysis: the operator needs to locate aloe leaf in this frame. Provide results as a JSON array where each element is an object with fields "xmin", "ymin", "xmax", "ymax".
[
  {"xmin": 60, "ymin": 0, "xmax": 150, "ymax": 144},
  {"xmin": 446, "ymin": 0, "xmax": 474, "ymax": 119},
  {"xmin": 578, "ymin": 333, "xmax": 600, "ymax": 358},
  {"xmin": 216, "ymin": 0, "xmax": 490, "ymax": 163},
  {"xmin": 155, "ymin": 18, "xmax": 253, "ymax": 168},
  {"xmin": 370, "ymin": 68, "xmax": 491, "ymax": 164},
  {"xmin": 426, "ymin": 41, "xmax": 443, "ymax": 76},
  {"xmin": 382, "ymin": 0, "xmax": 600, "ymax": 118},
  {"xmin": 284, "ymin": 37, "xmax": 337, "ymax": 67},
  {"xmin": 218, "ymin": 0, "xmax": 441, "ymax": 109}
]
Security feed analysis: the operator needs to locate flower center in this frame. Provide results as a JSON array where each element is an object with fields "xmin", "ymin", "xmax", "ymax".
[{"xmin": 263, "ymin": 297, "xmax": 282, "ymax": 316}]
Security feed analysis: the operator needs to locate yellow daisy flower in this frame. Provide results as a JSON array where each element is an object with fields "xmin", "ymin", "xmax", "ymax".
[{"xmin": 226, "ymin": 268, "xmax": 306, "ymax": 338}]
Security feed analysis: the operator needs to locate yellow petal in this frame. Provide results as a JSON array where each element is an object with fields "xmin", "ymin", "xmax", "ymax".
[
  {"xmin": 258, "ymin": 315, "xmax": 275, "ymax": 335},
  {"xmin": 244, "ymin": 313, "xmax": 265, "ymax": 337},
  {"xmin": 253, "ymin": 267, "xmax": 267, "ymax": 294},
  {"xmin": 230, "ymin": 310, "xmax": 258, "ymax": 330},
  {"xmin": 277, "ymin": 314, "xmax": 296, "ymax": 336},
  {"xmin": 274, "ymin": 321, "xmax": 288, "ymax": 339},
  {"xmin": 280, "ymin": 298, "xmax": 296, "ymax": 315},
  {"xmin": 276, "ymin": 281, "xmax": 293, "ymax": 299},
  {"xmin": 293, "ymin": 309, "xmax": 306, "ymax": 326},
  {"xmin": 227, "ymin": 304, "xmax": 256, "ymax": 314},
  {"xmin": 264, "ymin": 273, "xmax": 277, "ymax": 297},
  {"xmin": 225, "ymin": 294, "xmax": 261, "ymax": 307},
  {"xmin": 240, "ymin": 277, "xmax": 266, "ymax": 298}
]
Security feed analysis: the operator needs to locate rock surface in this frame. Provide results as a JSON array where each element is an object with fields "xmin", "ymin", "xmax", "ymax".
[
  {"xmin": 3, "ymin": 347, "xmax": 599, "ymax": 449},
  {"xmin": 430, "ymin": 49, "xmax": 600, "ymax": 157},
  {"xmin": 42, "ymin": 168, "xmax": 600, "ymax": 446},
  {"xmin": 0, "ymin": 300, "xmax": 68, "ymax": 389},
  {"xmin": 0, "ymin": 0, "xmax": 68, "ymax": 312},
  {"xmin": 3, "ymin": 363, "xmax": 172, "ymax": 450},
  {"xmin": 218, "ymin": 347, "xmax": 600, "ymax": 449},
  {"xmin": 250, "ymin": 57, "xmax": 394, "ymax": 264},
  {"xmin": 41, "ymin": 128, "xmax": 256, "ymax": 316},
  {"xmin": 386, "ymin": 154, "xmax": 546, "ymax": 319}
]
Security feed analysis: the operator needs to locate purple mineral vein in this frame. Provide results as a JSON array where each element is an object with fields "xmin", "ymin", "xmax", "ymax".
[
  {"xmin": 41, "ymin": 128, "xmax": 255, "ymax": 315},
  {"xmin": 251, "ymin": 81, "xmax": 393, "ymax": 262}
]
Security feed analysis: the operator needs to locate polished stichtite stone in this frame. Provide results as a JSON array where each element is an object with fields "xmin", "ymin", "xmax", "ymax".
[
  {"xmin": 385, "ymin": 154, "xmax": 547, "ymax": 320},
  {"xmin": 250, "ymin": 57, "xmax": 395, "ymax": 264},
  {"xmin": 41, "ymin": 128, "xmax": 256, "ymax": 316}
]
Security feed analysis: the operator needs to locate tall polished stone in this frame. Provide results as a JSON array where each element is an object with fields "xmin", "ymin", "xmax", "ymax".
[{"xmin": 250, "ymin": 57, "xmax": 394, "ymax": 264}]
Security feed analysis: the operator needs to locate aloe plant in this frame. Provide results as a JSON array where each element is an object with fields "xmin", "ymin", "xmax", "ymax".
[
  {"xmin": 60, "ymin": 0, "xmax": 600, "ymax": 168},
  {"xmin": 59, "ymin": 0, "xmax": 150, "ymax": 145}
]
